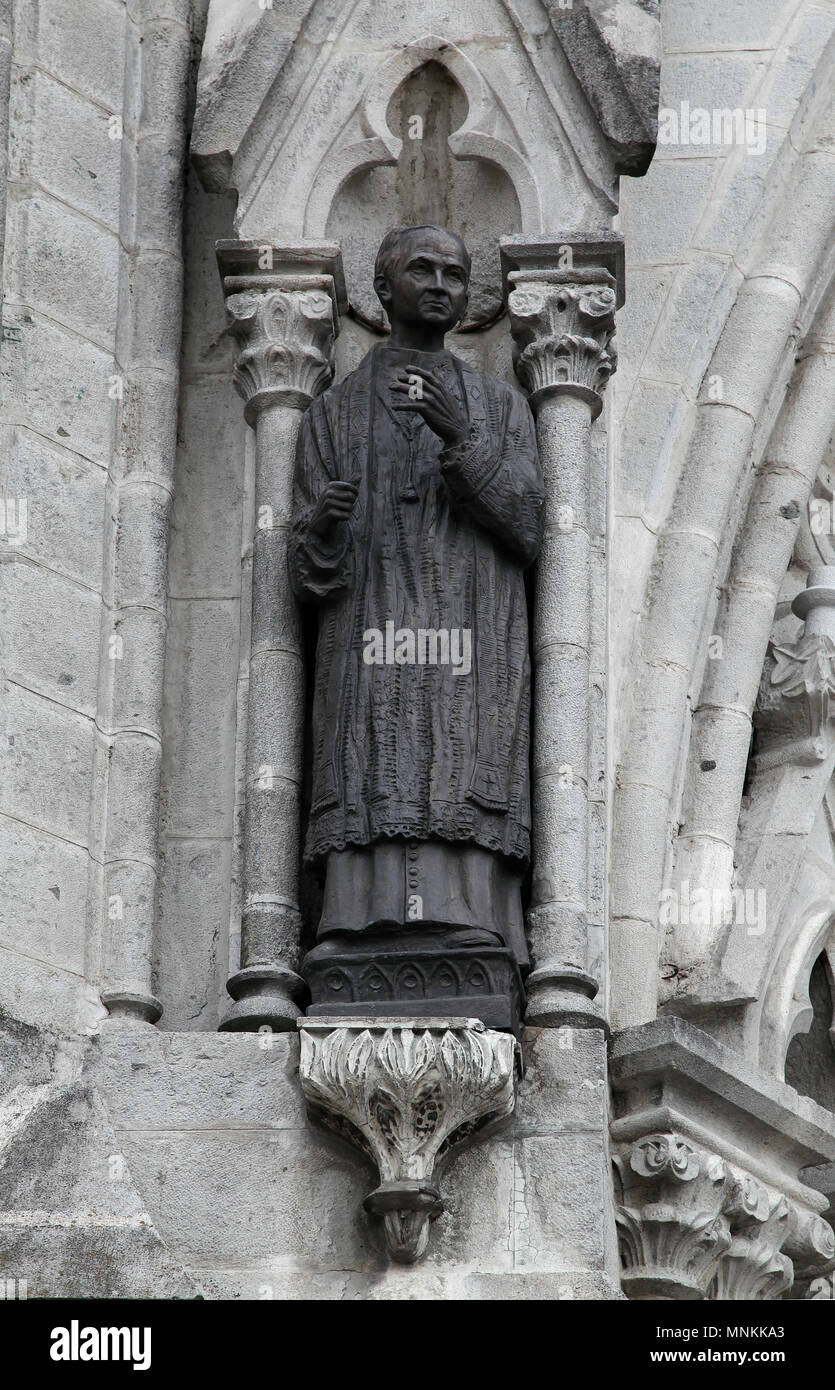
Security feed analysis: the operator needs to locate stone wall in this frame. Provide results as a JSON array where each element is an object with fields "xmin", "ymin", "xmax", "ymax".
[{"xmin": 1, "ymin": 0, "xmax": 834, "ymax": 1301}]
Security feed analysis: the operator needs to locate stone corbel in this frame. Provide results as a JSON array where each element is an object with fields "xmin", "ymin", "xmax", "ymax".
[
  {"xmin": 502, "ymin": 235, "xmax": 622, "ymax": 1030},
  {"xmin": 217, "ymin": 241, "xmax": 346, "ymax": 1032},
  {"xmin": 298, "ymin": 1018, "xmax": 517, "ymax": 1264},
  {"xmin": 611, "ymin": 1019, "xmax": 835, "ymax": 1300}
]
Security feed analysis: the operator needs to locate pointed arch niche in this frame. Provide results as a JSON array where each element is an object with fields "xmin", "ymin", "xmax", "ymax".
[{"xmin": 309, "ymin": 38, "xmax": 535, "ymax": 330}]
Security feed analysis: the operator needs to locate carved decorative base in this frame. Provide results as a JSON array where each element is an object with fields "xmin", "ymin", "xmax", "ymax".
[
  {"xmin": 304, "ymin": 947, "xmax": 524, "ymax": 1034},
  {"xmin": 298, "ymin": 1017, "xmax": 517, "ymax": 1263},
  {"xmin": 218, "ymin": 965, "xmax": 303, "ymax": 1032}
]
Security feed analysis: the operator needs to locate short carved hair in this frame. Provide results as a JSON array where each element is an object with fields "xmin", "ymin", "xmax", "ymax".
[{"xmin": 374, "ymin": 225, "xmax": 471, "ymax": 286}]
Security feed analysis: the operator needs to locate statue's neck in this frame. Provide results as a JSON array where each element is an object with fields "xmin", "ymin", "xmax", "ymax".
[{"xmin": 386, "ymin": 323, "xmax": 448, "ymax": 354}]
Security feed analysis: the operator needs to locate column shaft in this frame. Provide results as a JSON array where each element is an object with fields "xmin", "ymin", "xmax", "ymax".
[
  {"xmin": 217, "ymin": 245, "xmax": 344, "ymax": 1029},
  {"xmin": 506, "ymin": 259, "xmax": 618, "ymax": 1027}
]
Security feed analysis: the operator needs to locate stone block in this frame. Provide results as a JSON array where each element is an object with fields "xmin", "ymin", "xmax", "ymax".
[
  {"xmin": 638, "ymin": 255, "xmax": 740, "ymax": 393},
  {"xmin": 760, "ymin": 7, "xmax": 835, "ymax": 131},
  {"xmin": 616, "ymin": 377, "xmax": 689, "ymax": 519},
  {"xmin": 0, "ymin": 683, "xmax": 94, "ymax": 846},
  {"xmin": 0, "ymin": 819, "xmax": 87, "ymax": 974},
  {"xmin": 114, "ymin": 1126, "xmax": 377, "ymax": 1269},
  {"xmin": 517, "ymin": 1026, "xmax": 609, "ymax": 1135},
  {"xmin": 0, "ymin": 946, "xmax": 104, "ymax": 1037},
  {"xmin": 658, "ymin": 51, "xmax": 768, "ymax": 156},
  {"xmin": 160, "ymin": 598, "xmax": 240, "ymax": 838},
  {"xmin": 615, "ymin": 263, "xmax": 672, "ymax": 404},
  {"xmin": 6, "ymin": 193, "xmax": 120, "ymax": 348},
  {"xmin": 426, "ymin": 1135, "xmax": 515, "ymax": 1271},
  {"xmin": 0, "ymin": 1222, "xmax": 198, "ymax": 1300},
  {"xmin": 0, "ymin": 309, "xmax": 116, "ymax": 465},
  {"xmin": 169, "ymin": 378, "xmax": 246, "ymax": 600},
  {"xmin": 512, "ymin": 1133, "xmax": 612, "ymax": 1271},
  {"xmin": 10, "ymin": 70, "xmax": 122, "ymax": 230},
  {"xmin": 94, "ymin": 1032, "xmax": 308, "ymax": 1131},
  {"xmin": 1, "ymin": 559, "xmax": 101, "ymax": 715},
  {"xmin": 620, "ymin": 156, "xmax": 719, "ymax": 263},
  {"xmin": 155, "ymin": 837, "xmax": 233, "ymax": 1032},
  {"xmin": 663, "ymin": 0, "xmax": 788, "ymax": 54},
  {"xmin": 700, "ymin": 121, "xmax": 787, "ymax": 259},
  {"xmin": 17, "ymin": 0, "xmax": 126, "ymax": 111}
]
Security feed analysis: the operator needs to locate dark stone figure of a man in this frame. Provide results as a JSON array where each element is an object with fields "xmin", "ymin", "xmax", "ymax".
[{"xmin": 290, "ymin": 225, "xmax": 544, "ymax": 1022}]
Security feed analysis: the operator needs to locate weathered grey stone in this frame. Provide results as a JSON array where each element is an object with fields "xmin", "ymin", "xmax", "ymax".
[
  {"xmin": 3, "ymin": 0, "xmax": 835, "ymax": 1309},
  {"xmin": 16, "ymin": 0, "xmax": 126, "ymax": 111},
  {"xmin": 6, "ymin": 194, "xmax": 120, "ymax": 349},
  {"xmin": 10, "ymin": 70, "xmax": 123, "ymax": 230},
  {"xmin": 0, "ymin": 1016, "xmax": 197, "ymax": 1297},
  {"xmin": 4, "ymin": 429, "xmax": 106, "ymax": 589}
]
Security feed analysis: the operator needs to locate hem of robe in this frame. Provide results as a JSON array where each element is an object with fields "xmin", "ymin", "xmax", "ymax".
[
  {"xmin": 304, "ymin": 818, "xmax": 531, "ymax": 872},
  {"xmin": 314, "ymin": 840, "xmax": 529, "ymax": 969}
]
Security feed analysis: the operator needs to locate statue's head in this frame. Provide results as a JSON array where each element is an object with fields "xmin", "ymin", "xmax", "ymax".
[{"xmin": 373, "ymin": 225, "xmax": 470, "ymax": 335}]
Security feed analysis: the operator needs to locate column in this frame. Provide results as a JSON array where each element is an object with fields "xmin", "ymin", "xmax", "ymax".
[
  {"xmin": 217, "ymin": 241, "xmax": 345, "ymax": 1030},
  {"xmin": 502, "ymin": 236, "xmax": 621, "ymax": 1028}
]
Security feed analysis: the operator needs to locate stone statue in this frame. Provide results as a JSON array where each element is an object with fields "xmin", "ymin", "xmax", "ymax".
[{"xmin": 290, "ymin": 225, "xmax": 544, "ymax": 1028}]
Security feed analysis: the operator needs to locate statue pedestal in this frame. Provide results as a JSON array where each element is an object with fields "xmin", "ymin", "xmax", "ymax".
[{"xmin": 305, "ymin": 944, "xmax": 524, "ymax": 1034}]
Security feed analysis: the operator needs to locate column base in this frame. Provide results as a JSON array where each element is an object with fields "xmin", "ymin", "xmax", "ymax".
[
  {"xmin": 524, "ymin": 965, "xmax": 609, "ymax": 1033},
  {"xmin": 100, "ymin": 990, "xmax": 162, "ymax": 1027},
  {"xmin": 218, "ymin": 965, "xmax": 304, "ymax": 1032}
]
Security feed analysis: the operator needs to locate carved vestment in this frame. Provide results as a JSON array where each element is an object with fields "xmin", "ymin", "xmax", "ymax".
[{"xmin": 290, "ymin": 343, "xmax": 544, "ymax": 878}]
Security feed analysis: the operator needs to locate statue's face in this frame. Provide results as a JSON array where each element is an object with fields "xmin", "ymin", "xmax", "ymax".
[{"xmin": 377, "ymin": 230, "xmax": 469, "ymax": 332}]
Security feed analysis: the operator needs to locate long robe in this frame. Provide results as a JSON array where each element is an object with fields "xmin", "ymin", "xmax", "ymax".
[{"xmin": 289, "ymin": 343, "xmax": 544, "ymax": 906}]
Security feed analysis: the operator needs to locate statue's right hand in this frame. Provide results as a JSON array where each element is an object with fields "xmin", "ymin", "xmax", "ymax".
[{"xmin": 309, "ymin": 479, "xmax": 359, "ymax": 538}]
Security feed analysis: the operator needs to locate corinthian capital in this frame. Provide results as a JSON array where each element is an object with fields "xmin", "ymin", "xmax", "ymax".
[
  {"xmin": 507, "ymin": 270, "xmax": 617, "ymax": 418},
  {"xmin": 225, "ymin": 285, "xmax": 336, "ymax": 423},
  {"xmin": 614, "ymin": 1133, "xmax": 835, "ymax": 1300},
  {"xmin": 615, "ymin": 1133, "xmax": 732, "ymax": 1300}
]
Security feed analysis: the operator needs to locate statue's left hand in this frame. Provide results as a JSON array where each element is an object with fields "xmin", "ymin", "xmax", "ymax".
[{"xmin": 390, "ymin": 367, "xmax": 469, "ymax": 448}]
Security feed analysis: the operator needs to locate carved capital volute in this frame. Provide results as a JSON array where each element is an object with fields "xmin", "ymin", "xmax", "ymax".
[
  {"xmin": 225, "ymin": 283, "xmax": 337, "ymax": 424},
  {"xmin": 615, "ymin": 1135, "xmax": 835, "ymax": 1301},
  {"xmin": 614, "ymin": 1132, "xmax": 732, "ymax": 1300},
  {"xmin": 298, "ymin": 1018, "xmax": 517, "ymax": 1264},
  {"xmin": 216, "ymin": 239, "xmax": 345, "ymax": 425},
  {"xmin": 507, "ymin": 270, "xmax": 617, "ymax": 419}
]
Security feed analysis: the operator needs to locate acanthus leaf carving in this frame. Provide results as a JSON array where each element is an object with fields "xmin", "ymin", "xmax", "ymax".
[
  {"xmin": 615, "ymin": 1131, "xmax": 834, "ymax": 1301},
  {"xmin": 299, "ymin": 1020, "xmax": 517, "ymax": 1264},
  {"xmin": 614, "ymin": 1132, "xmax": 732, "ymax": 1299},
  {"xmin": 507, "ymin": 272, "xmax": 617, "ymax": 418},
  {"xmin": 225, "ymin": 285, "xmax": 336, "ymax": 423}
]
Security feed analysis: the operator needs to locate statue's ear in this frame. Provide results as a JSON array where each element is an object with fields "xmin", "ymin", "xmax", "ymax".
[{"xmin": 373, "ymin": 273, "xmax": 391, "ymax": 308}]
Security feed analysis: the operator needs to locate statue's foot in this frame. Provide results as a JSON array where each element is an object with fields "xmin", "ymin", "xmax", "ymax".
[{"xmin": 304, "ymin": 923, "xmax": 505, "ymax": 965}]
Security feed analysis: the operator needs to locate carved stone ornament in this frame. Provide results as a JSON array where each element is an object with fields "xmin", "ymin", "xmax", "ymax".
[
  {"xmin": 298, "ymin": 1018, "xmax": 517, "ymax": 1263},
  {"xmin": 225, "ymin": 283, "xmax": 336, "ymax": 423},
  {"xmin": 756, "ymin": 566, "xmax": 835, "ymax": 767},
  {"xmin": 614, "ymin": 1131, "xmax": 835, "ymax": 1300},
  {"xmin": 507, "ymin": 269, "xmax": 617, "ymax": 419},
  {"xmin": 770, "ymin": 634, "xmax": 835, "ymax": 744}
]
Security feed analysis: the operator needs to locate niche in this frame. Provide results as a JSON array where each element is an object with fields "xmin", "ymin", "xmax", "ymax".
[{"xmin": 326, "ymin": 61, "xmax": 521, "ymax": 332}]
